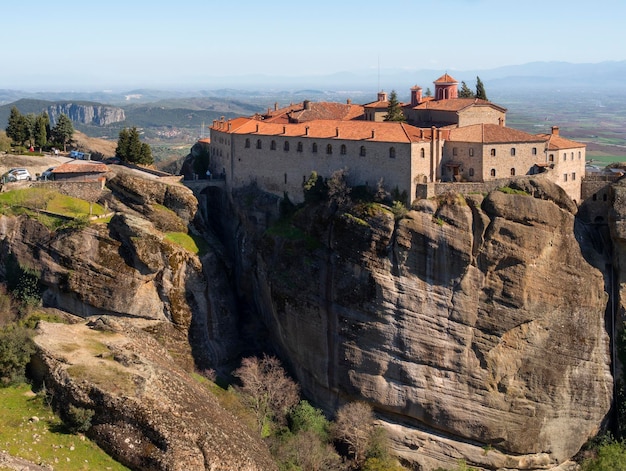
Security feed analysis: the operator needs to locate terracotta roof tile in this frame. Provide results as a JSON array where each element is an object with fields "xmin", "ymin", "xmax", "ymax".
[
  {"xmin": 261, "ymin": 101, "xmax": 364, "ymax": 123},
  {"xmin": 214, "ymin": 117, "xmax": 432, "ymax": 143},
  {"xmin": 413, "ymin": 98, "xmax": 505, "ymax": 112},
  {"xmin": 434, "ymin": 73, "xmax": 458, "ymax": 84},
  {"xmin": 52, "ymin": 162, "xmax": 108, "ymax": 174},
  {"xmin": 536, "ymin": 133, "xmax": 585, "ymax": 150}
]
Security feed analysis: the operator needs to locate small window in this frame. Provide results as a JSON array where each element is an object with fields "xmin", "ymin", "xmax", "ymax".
[
  {"xmin": 271, "ymin": 140, "xmax": 277, "ymax": 150},
  {"xmin": 453, "ymin": 147, "xmax": 458, "ymax": 156},
  {"xmin": 603, "ymin": 193, "xmax": 608, "ymax": 201},
  {"xmin": 468, "ymin": 148, "xmax": 474, "ymax": 157},
  {"xmin": 549, "ymin": 153, "xmax": 554, "ymax": 162},
  {"xmin": 245, "ymin": 138, "xmax": 250, "ymax": 148},
  {"xmin": 510, "ymin": 148, "xmax": 516, "ymax": 156},
  {"xmin": 563, "ymin": 173, "xmax": 568, "ymax": 182},
  {"xmin": 571, "ymin": 152, "xmax": 574, "ymax": 159},
  {"xmin": 389, "ymin": 147, "xmax": 396, "ymax": 158},
  {"xmin": 256, "ymin": 139, "xmax": 262, "ymax": 149},
  {"xmin": 469, "ymin": 168, "xmax": 474, "ymax": 177},
  {"xmin": 490, "ymin": 168, "xmax": 496, "ymax": 177},
  {"xmin": 297, "ymin": 141, "xmax": 303, "ymax": 152},
  {"xmin": 510, "ymin": 168, "xmax": 516, "ymax": 176},
  {"xmin": 578, "ymin": 151, "xmax": 582, "ymax": 159},
  {"xmin": 563, "ymin": 153, "xmax": 567, "ymax": 161},
  {"xmin": 284, "ymin": 173, "xmax": 287, "ymax": 184},
  {"xmin": 572, "ymin": 172, "xmax": 576, "ymax": 180},
  {"xmin": 284, "ymin": 141, "xmax": 289, "ymax": 151},
  {"xmin": 312, "ymin": 143, "xmax": 318, "ymax": 153},
  {"xmin": 490, "ymin": 148, "xmax": 496, "ymax": 156},
  {"xmin": 326, "ymin": 144, "xmax": 333, "ymax": 155},
  {"xmin": 593, "ymin": 194, "xmax": 597, "ymax": 201},
  {"xmin": 532, "ymin": 147, "xmax": 537, "ymax": 155},
  {"xmin": 340, "ymin": 144, "xmax": 347, "ymax": 155},
  {"xmin": 360, "ymin": 146, "xmax": 366, "ymax": 157},
  {"xmin": 420, "ymin": 148, "xmax": 425, "ymax": 158}
]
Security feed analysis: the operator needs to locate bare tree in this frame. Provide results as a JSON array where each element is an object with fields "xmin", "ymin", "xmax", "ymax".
[
  {"xmin": 332, "ymin": 401, "xmax": 374, "ymax": 467},
  {"xmin": 233, "ymin": 354, "xmax": 300, "ymax": 434},
  {"xmin": 327, "ymin": 168, "xmax": 352, "ymax": 212}
]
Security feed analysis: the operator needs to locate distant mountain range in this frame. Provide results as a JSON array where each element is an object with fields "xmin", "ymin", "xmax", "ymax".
[{"xmin": 1, "ymin": 60, "xmax": 624, "ymax": 107}]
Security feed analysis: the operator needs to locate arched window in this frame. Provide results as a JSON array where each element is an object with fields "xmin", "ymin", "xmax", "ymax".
[
  {"xmin": 490, "ymin": 168, "xmax": 496, "ymax": 177},
  {"xmin": 270, "ymin": 140, "xmax": 277, "ymax": 150},
  {"xmin": 360, "ymin": 146, "xmax": 366, "ymax": 157},
  {"xmin": 245, "ymin": 138, "xmax": 250, "ymax": 148},
  {"xmin": 326, "ymin": 144, "xmax": 332, "ymax": 154},
  {"xmin": 490, "ymin": 148, "xmax": 496, "ymax": 156},
  {"xmin": 389, "ymin": 147, "xmax": 396, "ymax": 158},
  {"xmin": 284, "ymin": 141, "xmax": 289, "ymax": 151},
  {"xmin": 256, "ymin": 139, "xmax": 262, "ymax": 149},
  {"xmin": 297, "ymin": 142, "xmax": 303, "ymax": 152},
  {"xmin": 420, "ymin": 148, "xmax": 425, "ymax": 158},
  {"xmin": 510, "ymin": 168, "xmax": 516, "ymax": 176},
  {"xmin": 340, "ymin": 144, "xmax": 347, "ymax": 155},
  {"xmin": 549, "ymin": 154, "xmax": 554, "ymax": 162},
  {"xmin": 510, "ymin": 148, "xmax": 516, "ymax": 156},
  {"xmin": 563, "ymin": 153, "xmax": 567, "ymax": 161},
  {"xmin": 469, "ymin": 168, "xmax": 474, "ymax": 177},
  {"xmin": 578, "ymin": 151, "xmax": 582, "ymax": 159},
  {"xmin": 312, "ymin": 143, "xmax": 318, "ymax": 153}
]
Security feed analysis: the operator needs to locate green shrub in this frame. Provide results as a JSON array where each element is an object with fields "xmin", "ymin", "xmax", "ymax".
[
  {"xmin": 289, "ymin": 400, "xmax": 331, "ymax": 442},
  {"xmin": 581, "ymin": 440, "xmax": 626, "ymax": 470},
  {"xmin": 498, "ymin": 186, "xmax": 529, "ymax": 195},
  {"xmin": 66, "ymin": 404, "xmax": 95, "ymax": 433},
  {"xmin": 0, "ymin": 326, "xmax": 35, "ymax": 385}
]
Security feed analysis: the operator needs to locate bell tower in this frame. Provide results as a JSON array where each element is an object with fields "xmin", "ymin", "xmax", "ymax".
[{"xmin": 434, "ymin": 73, "xmax": 458, "ymax": 100}]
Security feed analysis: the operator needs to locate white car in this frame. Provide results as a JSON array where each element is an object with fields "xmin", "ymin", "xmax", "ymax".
[{"xmin": 6, "ymin": 168, "xmax": 32, "ymax": 182}]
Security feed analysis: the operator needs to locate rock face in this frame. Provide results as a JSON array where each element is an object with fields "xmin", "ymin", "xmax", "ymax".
[
  {"xmin": 47, "ymin": 103, "xmax": 125, "ymax": 126},
  {"xmin": 241, "ymin": 179, "xmax": 613, "ymax": 470},
  {"xmin": 32, "ymin": 317, "xmax": 277, "ymax": 471}
]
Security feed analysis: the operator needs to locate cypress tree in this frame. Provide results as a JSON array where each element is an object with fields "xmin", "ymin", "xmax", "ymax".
[
  {"xmin": 459, "ymin": 81, "xmax": 475, "ymax": 98},
  {"xmin": 476, "ymin": 76, "xmax": 488, "ymax": 101},
  {"xmin": 383, "ymin": 90, "xmax": 405, "ymax": 122}
]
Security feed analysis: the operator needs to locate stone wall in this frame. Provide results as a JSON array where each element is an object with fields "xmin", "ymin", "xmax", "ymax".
[{"xmin": 33, "ymin": 180, "xmax": 105, "ymax": 202}]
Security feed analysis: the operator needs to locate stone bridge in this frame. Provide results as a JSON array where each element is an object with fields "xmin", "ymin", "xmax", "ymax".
[{"xmin": 181, "ymin": 177, "xmax": 226, "ymax": 195}]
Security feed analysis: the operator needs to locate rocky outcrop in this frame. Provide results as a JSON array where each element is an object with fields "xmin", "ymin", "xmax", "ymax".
[
  {"xmin": 48, "ymin": 103, "xmax": 125, "ymax": 126},
  {"xmin": 32, "ymin": 317, "xmax": 277, "ymax": 471},
  {"xmin": 241, "ymin": 178, "xmax": 612, "ymax": 470}
]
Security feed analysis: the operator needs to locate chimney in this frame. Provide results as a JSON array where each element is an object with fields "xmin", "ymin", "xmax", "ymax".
[
  {"xmin": 305, "ymin": 126, "xmax": 309, "ymax": 136},
  {"xmin": 411, "ymin": 86, "xmax": 423, "ymax": 106},
  {"xmin": 256, "ymin": 124, "xmax": 259, "ymax": 133},
  {"xmin": 420, "ymin": 129, "xmax": 424, "ymax": 139},
  {"xmin": 371, "ymin": 129, "xmax": 375, "ymax": 139},
  {"xmin": 347, "ymin": 98, "xmax": 352, "ymax": 105},
  {"xmin": 336, "ymin": 127, "xmax": 339, "ymax": 137},
  {"xmin": 498, "ymin": 117, "xmax": 504, "ymax": 127},
  {"xmin": 378, "ymin": 91, "xmax": 388, "ymax": 102},
  {"xmin": 274, "ymin": 102, "xmax": 278, "ymax": 111},
  {"xmin": 283, "ymin": 126, "xmax": 286, "ymax": 134},
  {"xmin": 551, "ymin": 126, "xmax": 560, "ymax": 136},
  {"xmin": 304, "ymin": 100, "xmax": 311, "ymax": 110},
  {"xmin": 228, "ymin": 122, "xmax": 232, "ymax": 131}
]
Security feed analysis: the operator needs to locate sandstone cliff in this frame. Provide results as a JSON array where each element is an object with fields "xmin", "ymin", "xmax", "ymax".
[
  {"xmin": 47, "ymin": 103, "xmax": 125, "ymax": 126},
  {"xmin": 234, "ymin": 178, "xmax": 613, "ymax": 470}
]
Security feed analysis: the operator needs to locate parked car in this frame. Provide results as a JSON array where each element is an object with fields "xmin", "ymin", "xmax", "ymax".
[
  {"xmin": 38, "ymin": 167, "xmax": 56, "ymax": 180},
  {"xmin": 5, "ymin": 168, "xmax": 32, "ymax": 182}
]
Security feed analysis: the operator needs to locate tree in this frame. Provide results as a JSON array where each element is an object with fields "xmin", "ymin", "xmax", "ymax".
[
  {"xmin": 6, "ymin": 106, "xmax": 29, "ymax": 146},
  {"xmin": 34, "ymin": 113, "xmax": 49, "ymax": 151},
  {"xmin": 458, "ymin": 81, "xmax": 475, "ymax": 98},
  {"xmin": 116, "ymin": 126, "xmax": 154, "ymax": 165},
  {"xmin": 233, "ymin": 354, "xmax": 300, "ymax": 436},
  {"xmin": 424, "ymin": 87, "xmax": 432, "ymax": 97},
  {"xmin": 383, "ymin": 90, "xmax": 405, "ymax": 122},
  {"xmin": 332, "ymin": 402, "xmax": 374, "ymax": 467},
  {"xmin": 51, "ymin": 114, "xmax": 74, "ymax": 152},
  {"xmin": 475, "ymin": 76, "xmax": 488, "ymax": 101}
]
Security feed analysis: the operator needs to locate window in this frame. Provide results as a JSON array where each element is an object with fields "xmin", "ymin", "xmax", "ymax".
[
  {"xmin": 510, "ymin": 168, "xmax": 516, "ymax": 176},
  {"xmin": 245, "ymin": 138, "xmax": 250, "ymax": 148},
  {"xmin": 284, "ymin": 173, "xmax": 287, "ymax": 184},
  {"xmin": 549, "ymin": 153, "xmax": 554, "ymax": 162},
  {"xmin": 490, "ymin": 168, "xmax": 496, "ymax": 177},
  {"xmin": 563, "ymin": 173, "xmax": 568, "ymax": 182},
  {"xmin": 571, "ymin": 152, "xmax": 574, "ymax": 159},
  {"xmin": 453, "ymin": 147, "xmax": 458, "ymax": 156},
  {"xmin": 490, "ymin": 148, "xmax": 496, "ymax": 156},
  {"xmin": 469, "ymin": 168, "xmax": 474, "ymax": 177},
  {"xmin": 604, "ymin": 193, "xmax": 608, "ymax": 201},
  {"xmin": 297, "ymin": 141, "xmax": 303, "ymax": 152},
  {"xmin": 468, "ymin": 148, "xmax": 474, "ymax": 157},
  {"xmin": 389, "ymin": 147, "xmax": 396, "ymax": 158},
  {"xmin": 510, "ymin": 148, "xmax": 516, "ymax": 156},
  {"xmin": 578, "ymin": 151, "xmax": 582, "ymax": 159},
  {"xmin": 563, "ymin": 153, "xmax": 567, "ymax": 161},
  {"xmin": 340, "ymin": 144, "xmax": 347, "ymax": 155},
  {"xmin": 270, "ymin": 140, "xmax": 277, "ymax": 150},
  {"xmin": 420, "ymin": 148, "xmax": 425, "ymax": 158},
  {"xmin": 312, "ymin": 143, "xmax": 318, "ymax": 153},
  {"xmin": 593, "ymin": 194, "xmax": 597, "ymax": 201},
  {"xmin": 256, "ymin": 139, "xmax": 262, "ymax": 149},
  {"xmin": 532, "ymin": 147, "xmax": 537, "ymax": 155},
  {"xmin": 572, "ymin": 172, "xmax": 576, "ymax": 180},
  {"xmin": 360, "ymin": 146, "xmax": 366, "ymax": 157},
  {"xmin": 284, "ymin": 141, "xmax": 289, "ymax": 151},
  {"xmin": 326, "ymin": 144, "xmax": 333, "ymax": 154}
]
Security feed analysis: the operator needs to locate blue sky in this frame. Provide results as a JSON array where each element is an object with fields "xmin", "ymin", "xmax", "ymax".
[{"xmin": 2, "ymin": 0, "xmax": 624, "ymax": 90}]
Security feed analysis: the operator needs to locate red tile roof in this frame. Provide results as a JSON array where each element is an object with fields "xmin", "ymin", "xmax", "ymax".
[
  {"xmin": 413, "ymin": 97, "xmax": 505, "ymax": 113},
  {"xmin": 261, "ymin": 101, "xmax": 364, "ymax": 124},
  {"xmin": 52, "ymin": 162, "xmax": 109, "ymax": 174},
  {"xmin": 212, "ymin": 117, "xmax": 433, "ymax": 143},
  {"xmin": 535, "ymin": 133, "xmax": 585, "ymax": 150},
  {"xmin": 434, "ymin": 73, "xmax": 458, "ymax": 84},
  {"xmin": 448, "ymin": 124, "xmax": 546, "ymax": 144}
]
